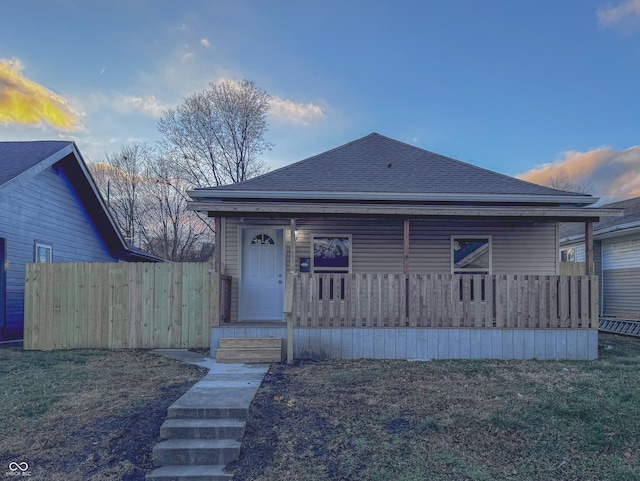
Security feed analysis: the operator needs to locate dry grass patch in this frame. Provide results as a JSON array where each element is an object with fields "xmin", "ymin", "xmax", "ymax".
[
  {"xmin": 231, "ymin": 334, "xmax": 640, "ymax": 481},
  {"xmin": 0, "ymin": 345, "xmax": 205, "ymax": 480}
]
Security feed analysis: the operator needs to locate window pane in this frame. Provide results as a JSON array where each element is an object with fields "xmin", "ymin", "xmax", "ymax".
[
  {"xmin": 36, "ymin": 245, "xmax": 51, "ymax": 263},
  {"xmin": 313, "ymin": 237, "xmax": 349, "ymax": 270},
  {"xmin": 453, "ymin": 238, "xmax": 489, "ymax": 270}
]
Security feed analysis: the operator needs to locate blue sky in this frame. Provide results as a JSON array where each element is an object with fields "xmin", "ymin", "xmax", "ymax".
[{"xmin": 2, "ymin": 0, "xmax": 640, "ymax": 201}]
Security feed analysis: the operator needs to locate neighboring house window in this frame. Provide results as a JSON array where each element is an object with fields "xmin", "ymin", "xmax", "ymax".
[
  {"xmin": 452, "ymin": 236, "xmax": 491, "ymax": 301},
  {"xmin": 34, "ymin": 242, "xmax": 52, "ymax": 263},
  {"xmin": 560, "ymin": 248, "xmax": 576, "ymax": 262},
  {"xmin": 312, "ymin": 235, "xmax": 351, "ymax": 300}
]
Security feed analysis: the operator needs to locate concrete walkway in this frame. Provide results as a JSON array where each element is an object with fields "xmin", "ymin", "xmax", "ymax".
[{"xmin": 147, "ymin": 349, "xmax": 268, "ymax": 481}]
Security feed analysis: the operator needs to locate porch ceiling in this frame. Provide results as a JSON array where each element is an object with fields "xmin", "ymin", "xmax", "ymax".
[{"xmin": 189, "ymin": 201, "xmax": 623, "ymax": 222}]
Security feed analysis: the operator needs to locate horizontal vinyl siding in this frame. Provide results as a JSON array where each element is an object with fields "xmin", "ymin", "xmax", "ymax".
[
  {"xmin": 224, "ymin": 217, "xmax": 558, "ymax": 321},
  {"xmin": 0, "ymin": 165, "xmax": 115, "ymax": 337},
  {"xmin": 297, "ymin": 218, "xmax": 404, "ymax": 273},
  {"xmin": 411, "ymin": 220, "xmax": 557, "ymax": 274},
  {"xmin": 599, "ymin": 234, "xmax": 640, "ymax": 318},
  {"xmin": 602, "ymin": 267, "xmax": 640, "ymax": 317},
  {"xmin": 602, "ymin": 233, "xmax": 640, "ymax": 270}
]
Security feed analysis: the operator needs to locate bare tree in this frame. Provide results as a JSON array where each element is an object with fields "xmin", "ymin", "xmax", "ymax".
[
  {"xmin": 141, "ymin": 154, "xmax": 215, "ymax": 261},
  {"xmin": 157, "ymin": 79, "xmax": 271, "ymax": 188},
  {"xmin": 545, "ymin": 175, "xmax": 592, "ymax": 194},
  {"xmin": 90, "ymin": 144, "xmax": 150, "ymax": 246}
]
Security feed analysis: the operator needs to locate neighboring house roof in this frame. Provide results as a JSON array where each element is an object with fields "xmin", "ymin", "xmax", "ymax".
[
  {"xmin": 192, "ymin": 133, "xmax": 592, "ymax": 203},
  {"xmin": 0, "ymin": 141, "xmax": 162, "ymax": 262},
  {"xmin": 0, "ymin": 141, "xmax": 72, "ymax": 187},
  {"xmin": 560, "ymin": 196, "xmax": 640, "ymax": 243},
  {"xmin": 189, "ymin": 133, "xmax": 623, "ymax": 222}
]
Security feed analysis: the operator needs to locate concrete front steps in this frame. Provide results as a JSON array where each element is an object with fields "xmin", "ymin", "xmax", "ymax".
[
  {"xmin": 146, "ymin": 363, "xmax": 268, "ymax": 481},
  {"xmin": 216, "ymin": 337, "xmax": 282, "ymax": 364},
  {"xmin": 148, "ymin": 406, "xmax": 241, "ymax": 481}
]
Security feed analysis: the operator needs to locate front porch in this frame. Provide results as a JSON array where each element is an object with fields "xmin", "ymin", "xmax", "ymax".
[{"xmin": 213, "ymin": 272, "xmax": 599, "ymax": 360}]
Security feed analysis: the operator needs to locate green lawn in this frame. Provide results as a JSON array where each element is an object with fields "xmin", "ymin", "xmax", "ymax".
[
  {"xmin": 231, "ymin": 333, "xmax": 640, "ymax": 481},
  {"xmin": 0, "ymin": 345, "xmax": 204, "ymax": 481}
]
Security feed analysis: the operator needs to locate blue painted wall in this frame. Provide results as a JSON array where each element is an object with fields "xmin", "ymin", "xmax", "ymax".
[{"xmin": 0, "ymin": 163, "xmax": 116, "ymax": 340}]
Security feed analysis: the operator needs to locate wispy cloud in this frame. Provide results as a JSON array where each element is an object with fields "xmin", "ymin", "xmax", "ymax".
[
  {"xmin": 0, "ymin": 58, "xmax": 80, "ymax": 130},
  {"xmin": 200, "ymin": 38, "xmax": 211, "ymax": 47},
  {"xmin": 598, "ymin": 0, "xmax": 640, "ymax": 27},
  {"xmin": 518, "ymin": 145, "xmax": 640, "ymax": 203},
  {"xmin": 122, "ymin": 95, "xmax": 170, "ymax": 118},
  {"xmin": 269, "ymin": 96, "xmax": 325, "ymax": 125},
  {"xmin": 83, "ymin": 91, "xmax": 171, "ymax": 120}
]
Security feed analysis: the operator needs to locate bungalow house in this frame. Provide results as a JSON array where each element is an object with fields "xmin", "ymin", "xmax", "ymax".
[
  {"xmin": 560, "ymin": 196, "xmax": 640, "ymax": 319},
  {"xmin": 189, "ymin": 133, "xmax": 622, "ymax": 360},
  {"xmin": 0, "ymin": 141, "xmax": 160, "ymax": 341}
]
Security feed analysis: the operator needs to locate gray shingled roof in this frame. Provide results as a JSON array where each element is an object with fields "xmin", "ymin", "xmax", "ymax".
[
  {"xmin": 198, "ymin": 133, "xmax": 585, "ymax": 197},
  {"xmin": 560, "ymin": 196, "xmax": 640, "ymax": 239},
  {"xmin": 0, "ymin": 141, "xmax": 73, "ymax": 187}
]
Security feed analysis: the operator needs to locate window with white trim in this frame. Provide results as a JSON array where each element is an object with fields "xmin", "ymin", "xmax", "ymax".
[
  {"xmin": 311, "ymin": 235, "xmax": 351, "ymax": 300},
  {"xmin": 35, "ymin": 242, "xmax": 52, "ymax": 263},
  {"xmin": 311, "ymin": 235, "xmax": 351, "ymax": 273},
  {"xmin": 451, "ymin": 236, "xmax": 492, "ymax": 274},
  {"xmin": 452, "ymin": 236, "xmax": 491, "ymax": 301}
]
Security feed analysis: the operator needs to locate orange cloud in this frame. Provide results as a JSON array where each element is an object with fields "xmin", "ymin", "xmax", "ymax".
[
  {"xmin": 0, "ymin": 58, "xmax": 79, "ymax": 130},
  {"xmin": 518, "ymin": 148, "xmax": 611, "ymax": 185},
  {"xmin": 519, "ymin": 146, "xmax": 640, "ymax": 203}
]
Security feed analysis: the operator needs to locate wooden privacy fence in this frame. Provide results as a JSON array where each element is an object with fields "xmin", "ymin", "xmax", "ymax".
[
  {"xmin": 24, "ymin": 262, "xmax": 231, "ymax": 350},
  {"xmin": 289, "ymin": 273, "xmax": 598, "ymax": 329},
  {"xmin": 560, "ymin": 262, "xmax": 586, "ymax": 275}
]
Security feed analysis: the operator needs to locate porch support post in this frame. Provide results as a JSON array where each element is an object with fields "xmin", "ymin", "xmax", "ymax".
[
  {"xmin": 289, "ymin": 218, "xmax": 297, "ymax": 273},
  {"xmin": 287, "ymin": 218, "xmax": 296, "ymax": 364},
  {"xmin": 403, "ymin": 219, "xmax": 410, "ymax": 274},
  {"xmin": 213, "ymin": 217, "xmax": 222, "ymax": 273},
  {"xmin": 585, "ymin": 221, "xmax": 594, "ymax": 276}
]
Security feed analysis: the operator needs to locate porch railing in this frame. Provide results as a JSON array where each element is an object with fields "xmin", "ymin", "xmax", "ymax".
[{"xmin": 289, "ymin": 273, "xmax": 598, "ymax": 329}]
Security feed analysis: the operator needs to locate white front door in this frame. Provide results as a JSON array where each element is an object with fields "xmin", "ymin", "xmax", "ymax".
[{"xmin": 240, "ymin": 228, "xmax": 284, "ymax": 321}]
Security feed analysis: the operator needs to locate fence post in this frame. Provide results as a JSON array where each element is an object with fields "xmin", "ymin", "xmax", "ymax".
[
  {"xmin": 211, "ymin": 271, "xmax": 221, "ymax": 327},
  {"xmin": 591, "ymin": 276, "xmax": 599, "ymax": 328},
  {"xmin": 284, "ymin": 273, "xmax": 295, "ymax": 364}
]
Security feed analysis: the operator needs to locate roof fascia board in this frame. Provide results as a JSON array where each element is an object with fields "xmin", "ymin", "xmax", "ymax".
[
  {"xmin": 0, "ymin": 143, "xmax": 75, "ymax": 196},
  {"xmin": 188, "ymin": 189, "xmax": 597, "ymax": 205},
  {"xmin": 189, "ymin": 201, "xmax": 622, "ymax": 220}
]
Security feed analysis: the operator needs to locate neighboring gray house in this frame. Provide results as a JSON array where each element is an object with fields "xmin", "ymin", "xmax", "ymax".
[
  {"xmin": 561, "ymin": 196, "xmax": 640, "ymax": 319},
  {"xmin": 189, "ymin": 133, "xmax": 621, "ymax": 360},
  {"xmin": 0, "ymin": 141, "xmax": 159, "ymax": 341}
]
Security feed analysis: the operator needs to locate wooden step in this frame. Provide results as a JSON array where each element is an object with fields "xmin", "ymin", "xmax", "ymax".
[
  {"xmin": 216, "ymin": 347, "xmax": 282, "ymax": 364},
  {"xmin": 218, "ymin": 337, "xmax": 282, "ymax": 349}
]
